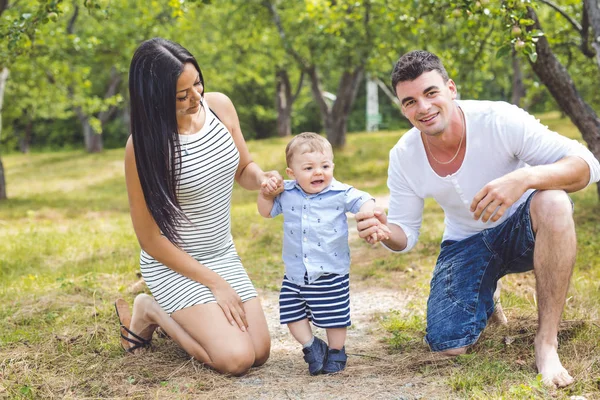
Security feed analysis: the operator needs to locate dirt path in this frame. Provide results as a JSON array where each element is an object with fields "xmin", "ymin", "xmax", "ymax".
[
  {"xmin": 210, "ymin": 195, "xmax": 447, "ymax": 399},
  {"xmin": 227, "ymin": 286, "xmax": 423, "ymax": 400}
]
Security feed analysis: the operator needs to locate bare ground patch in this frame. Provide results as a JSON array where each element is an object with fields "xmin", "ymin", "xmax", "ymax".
[{"xmin": 225, "ymin": 286, "xmax": 445, "ymax": 400}]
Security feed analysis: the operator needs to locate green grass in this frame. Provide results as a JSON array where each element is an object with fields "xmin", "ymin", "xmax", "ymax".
[{"xmin": 0, "ymin": 114, "xmax": 599, "ymax": 398}]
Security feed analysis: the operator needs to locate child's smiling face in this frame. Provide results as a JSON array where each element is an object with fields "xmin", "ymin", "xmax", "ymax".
[{"xmin": 286, "ymin": 150, "xmax": 334, "ymax": 194}]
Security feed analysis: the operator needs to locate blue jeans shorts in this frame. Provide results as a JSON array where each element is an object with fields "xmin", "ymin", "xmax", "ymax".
[{"xmin": 425, "ymin": 192, "xmax": 543, "ymax": 352}]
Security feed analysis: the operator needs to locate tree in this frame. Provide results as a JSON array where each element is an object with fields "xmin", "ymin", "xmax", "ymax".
[
  {"xmin": 585, "ymin": 0, "xmax": 600, "ymax": 68},
  {"xmin": 0, "ymin": 0, "xmax": 64, "ymax": 200},
  {"xmin": 275, "ymin": 68, "xmax": 304, "ymax": 137},
  {"xmin": 263, "ymin": 1, "xmax": 363, "ymax": 147},
  {"xmin": 54, "ymin": 1, "xmax": 174, "ymax": 153},
  {"xmin": 182, "ymin": 0, "xmax": 304, "ymax": 139},
  {"xmin": 435, "ymin": 0, "xmax": 600, "ymax": 199},
  {"xmin": 263, "ymin": 0, "xmax": 414, "ymax": 148},
  {"xmin": 525, "ymin": 6, "xmax": 600, "ymax": 199}
]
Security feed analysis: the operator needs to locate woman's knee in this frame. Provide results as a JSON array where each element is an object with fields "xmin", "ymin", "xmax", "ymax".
[
  {"xmin": 211, "ymin": 346, "xmax": 256, "ymax": 376},
  {"xmin": 253, "ymin": 341, "xmax": 271, "ymax": 367}
]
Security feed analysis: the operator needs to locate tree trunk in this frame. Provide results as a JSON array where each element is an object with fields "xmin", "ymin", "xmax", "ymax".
[
  {"xmin": 0, "ymin": 157, "xmax": 5, "ymax": 200},
  {"xmin": 19, "ymin": 113, "xmax": 32, "ymax": 153},
  {"xmin": 327, "ymin": 67, "xmax": 364, "ymax": 147},
  {"xmin": 584, "ymin": 0, "xmax": 600, "ymax": 70},
  {"xmin": 0, "ymin": 67, "xmax": 9, "ymax": 200},
  {"xmin": 511, "ymin": 49, "xmax": 526, "ymax": 108},
  {"xmin": 325, "ymin": 113, "xmax": 351, "ymax": 148},
  {"xmin": 276, "ymin": 68, "xmax": 293, "ymax": 137},
  {"xmin": 76, "ymin": 107, "xmax": 103, "ymax": 153},
  {"xmin": 307, "ymin": 65, "xmax": 364, "ymax": 148},
  {"xmin": 74, "ymin": 68, "xmax": 121, "ymax": 153},
  {"xmin": 81, "ymin": 116, "xmax": 103, "ymax": 153},
  {"xmin": 528, "ymin": 7, "xmax": 600, "ymax": 199}
]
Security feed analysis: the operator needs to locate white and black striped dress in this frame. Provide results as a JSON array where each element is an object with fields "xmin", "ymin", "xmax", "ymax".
[{"xmin": 139, "ymin": 104, "xmax": 257, "ymax": 314}]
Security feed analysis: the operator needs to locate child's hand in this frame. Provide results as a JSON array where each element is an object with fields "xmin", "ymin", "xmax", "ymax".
[
  {"xmin": 367, "ymin": 223, "xmax": 391, "ymax": 244},
  {"xmin": 260, "ymin": 176, "xmax": 281, "ymax": 198}
]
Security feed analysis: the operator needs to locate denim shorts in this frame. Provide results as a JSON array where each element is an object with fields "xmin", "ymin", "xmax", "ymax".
[{"xmin": 425, "ymin": 192, "xmax": 541, "ymax": 352}]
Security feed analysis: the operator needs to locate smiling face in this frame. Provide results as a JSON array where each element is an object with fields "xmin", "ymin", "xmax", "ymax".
[
  {"xmin": 286, "ymin": 150, "xmax": 335, "ymax": 194},
  {"xmin": 175, "ymin": 62, "xmax": 204, "ymax": 117},
  {"xmin": 395, "ymin": 70, "xmax": 458, "ymax": 137}
]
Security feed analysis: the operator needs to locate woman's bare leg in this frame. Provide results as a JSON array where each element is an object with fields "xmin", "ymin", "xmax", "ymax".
[
  {"xmin": 240, "ymin": 297, "xmax": 271, "ymax": 367},
  {"xmin": 125, "ymin": 294, "xmax": 270, "ymax": 375}
]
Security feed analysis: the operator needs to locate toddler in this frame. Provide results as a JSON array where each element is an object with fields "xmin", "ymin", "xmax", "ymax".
[{"xmin": 258, "ymin": 132, "xmax": 388, "ymax": 375}]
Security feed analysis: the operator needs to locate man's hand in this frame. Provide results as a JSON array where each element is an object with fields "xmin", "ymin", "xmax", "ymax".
[{"xmin": 471, "ymin": 170, "xmax": 529, "ymax": 222}]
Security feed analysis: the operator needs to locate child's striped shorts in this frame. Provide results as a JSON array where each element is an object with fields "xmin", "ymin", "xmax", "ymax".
[{"xmin": 279, "ymin": 273, "xmax": 351, "ymax": 328}]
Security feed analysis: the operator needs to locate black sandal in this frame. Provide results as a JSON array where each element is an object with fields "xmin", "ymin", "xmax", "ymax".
[
  {"xmin": 114, "ymin": 300, "xmax": 151, "ymax": 352},
  {"xmin": 119, "ymin": 324, "xmax": 151, "ymax": 352}
]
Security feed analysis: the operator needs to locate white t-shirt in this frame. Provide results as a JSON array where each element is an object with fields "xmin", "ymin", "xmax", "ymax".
[{"xmin": 386, "ymin": 100, "xmax": 600, "ymax": 253}]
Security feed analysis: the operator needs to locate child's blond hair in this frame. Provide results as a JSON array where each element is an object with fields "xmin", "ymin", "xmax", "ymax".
[{"xmin": 285, "ymin": 132, "xmax": 333, "ymax": 166}]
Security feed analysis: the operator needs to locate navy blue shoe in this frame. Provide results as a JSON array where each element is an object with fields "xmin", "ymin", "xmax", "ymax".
[
  {"xmin": 302, "ymin": 337, "xmax": 328, "ymax": 375},
  {"xmin": 323, "ymin": 346, "xmax": 347, "ymax": 374}
]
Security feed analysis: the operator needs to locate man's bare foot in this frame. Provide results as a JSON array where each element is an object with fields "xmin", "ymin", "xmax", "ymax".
[
  {"xmin": 490, "ymin": 303, "xmax": 508, "ymax": 325},
  {"xmin": 128, "ymin": 294, "xmax": 159, "ymax": 354},
  {"xmin": 437, "ymin": 346, "xmax": 467, "ymax": 357},
  {"xmin": 535, "ymin": 338, "xmax": 574, "ymax": 387},
  {"xmin": 491, "ymin": 281, "xmax": 508, "ymax": 325}
]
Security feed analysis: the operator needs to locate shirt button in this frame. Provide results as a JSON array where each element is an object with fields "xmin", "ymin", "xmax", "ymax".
[
  {"xmin": 303, "ymin": 237, "xmax": 307, "ymax": 242},
  {"xmin": 303, "ymin": 215, "xmax": 307, "ymax": 219}
]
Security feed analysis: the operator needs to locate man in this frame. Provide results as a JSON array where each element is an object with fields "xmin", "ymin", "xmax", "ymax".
[{"xmin": 356, "ymin": 50, "xmax": 600, "ymax": 387}]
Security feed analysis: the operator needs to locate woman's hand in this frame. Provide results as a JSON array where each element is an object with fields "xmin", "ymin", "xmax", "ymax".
[{"xmin": 212, "ymin": 280, "xmax": 248, "ymax": 332}]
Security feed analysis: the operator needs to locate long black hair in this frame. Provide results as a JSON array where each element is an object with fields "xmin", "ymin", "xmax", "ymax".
[{"xmin": 128, "ymin": 38, "xmax": 204, "ymax": 246}]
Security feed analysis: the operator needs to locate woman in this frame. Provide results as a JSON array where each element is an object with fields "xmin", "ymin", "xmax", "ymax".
[{"xmin": 115, "ymin": 38, "xmax": 281, "ymax": 376}]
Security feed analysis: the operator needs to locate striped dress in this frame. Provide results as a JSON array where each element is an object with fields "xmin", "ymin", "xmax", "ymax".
[{"xmin": 139, "ymin": 104, "xmax": 257, "ymax": 314}]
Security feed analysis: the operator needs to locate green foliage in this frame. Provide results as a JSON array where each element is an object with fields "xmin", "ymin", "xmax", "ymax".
[
  {"xmin": 1, "ymin": 0, "xmax": 598, "ymax": 178},
  {"xmin": 0, "ymin": 0, "xmax": 64, "ymax": 64},
  {"xmin": 440, "ymin": 0, "xmax": 599, "ymax": 110}
]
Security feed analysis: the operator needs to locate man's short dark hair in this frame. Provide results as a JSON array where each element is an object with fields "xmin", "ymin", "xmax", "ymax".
[{"xmin": 391, "ymin": 50, "xmax": 449, "ymax": 94}]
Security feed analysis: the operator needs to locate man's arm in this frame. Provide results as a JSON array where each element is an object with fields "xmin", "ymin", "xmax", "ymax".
[
  {"xmin": 472, "ymin": 104, "xmax": 600, "ymax": 222},
  {"xmin": 472, "ymin": 157, "xmax": 590, "ymax": 223},
  {"xmin": 524, "ymin": 156, "xmax": 590, "ymax": 192},
  {"xmin": 356, "ymin": 142, "xmax": 425, "ymax": 252}
]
